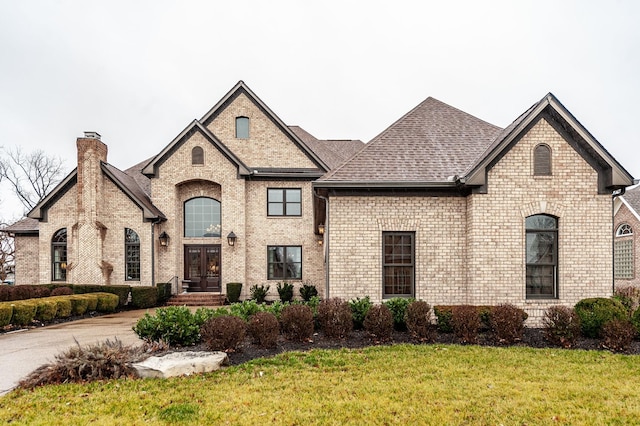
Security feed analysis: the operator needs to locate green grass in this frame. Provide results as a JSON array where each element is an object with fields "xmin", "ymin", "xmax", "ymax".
[{"xmin": 1, "ymin": 344, "xmax": 640, "ymax": 425}]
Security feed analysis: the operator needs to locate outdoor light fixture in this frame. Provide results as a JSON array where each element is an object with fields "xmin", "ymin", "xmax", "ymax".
[
  {"xmin": 227, "ymin": 231, "xmax": 237, "ymax": 246},
  {"xmin": 318, "ymin": 224, "xmax": 325, "ymax": 235},
  {"xmin": 159, "ymin": 231, "xmax": 170, "ymax": 247},
  {"xmin": 61, "ymin": 262, "xmax": 67, "ymax": 270}
]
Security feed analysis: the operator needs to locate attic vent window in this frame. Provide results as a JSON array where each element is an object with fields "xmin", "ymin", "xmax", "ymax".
[
  {"xmin": 236, "ymin": 116, "xmax": 249, "ymax": 139},
  {"xmin": 192, "ymin": 146, "xmax": 204, "ymax": 165},
  {"xmin": 533, "ymin": 144, "xmax": 552, "ymax": 176}
]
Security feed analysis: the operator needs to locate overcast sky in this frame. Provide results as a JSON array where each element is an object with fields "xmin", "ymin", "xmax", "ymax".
[{"xmin": 1, "ymin": 0, "xmax": 638, "ymax": 219}]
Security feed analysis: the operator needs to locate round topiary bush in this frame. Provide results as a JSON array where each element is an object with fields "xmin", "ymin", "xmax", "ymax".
[
  {"xmin": 280, "ymin": 304, "xmax": 314, "ymax": 341},
  {"xmin": 363, "ymin": 304, "xmax": 394, "ymax": 342},
  {"xmin": 201, "ymin": 315, "xmax": 247, "ymax": 352},
  {"xmin": 574, "ymin": 298, "xmax": 628, "ymax": 338},
  {"xmin": 247, "ymin": 311, "xmax": 279, "ymax": 348},
  {"xmin": 226, "ymin": 282, "xmax": 243, "ymax": 304},
  {"xmin": 317, "ymin": 298, "xmax": 353, "ymax": 338},
  {"xmin": 69, "ymin": 295, "xmax": 90, "ymax": 316},
  {"xmin": 405, "ymin": 300, "xmax": 435, "ymax": 342}
]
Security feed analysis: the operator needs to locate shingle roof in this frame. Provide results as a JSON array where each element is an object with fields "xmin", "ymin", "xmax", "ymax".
[
  {"xmin": 3, "ymin": 217, "xmax": 39, "ymax": 234},
  {"xmin": 289, "ymin": 126, "xmax": 365, "ymax": 170},
  {"xmin": 125, "ymin": 157, "xmax": 154, "ymax": 196},
  {"xmin": 318, "ymin": 97, "xmax": 502, "ymax": 183},
  {"xmin": 622, "ymin": 185, "xmax": 640, "ymax": 215},
  {"xmin": 102, "ymin": 163, "xmax": 165, "ymax": 220}
]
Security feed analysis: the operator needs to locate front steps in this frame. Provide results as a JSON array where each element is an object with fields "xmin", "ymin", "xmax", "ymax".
[{"xmin": 166, "ymin": 293, "xmax": 226, "ymax": 307}]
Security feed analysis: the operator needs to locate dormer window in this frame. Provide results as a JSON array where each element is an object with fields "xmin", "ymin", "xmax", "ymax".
[
  {"xmin": 236, "ymin": 116, "xmax": 249, "ymax": 139},
  {"xmin": 192, "ymin": 146, "xmax": 204, "ymax": 165},
  {"xmin": 533, "ymin": 144, "xmax": 552, "ymax": 176}
]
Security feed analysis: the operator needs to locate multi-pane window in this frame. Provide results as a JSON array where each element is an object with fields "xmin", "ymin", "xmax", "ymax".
[
  {"xmin": 184, "ymin": 197, "xmax": 221, "ymax": 237},
  {"xmin": 533, "ymin": 144, "xmax": 552, "ymax": 176},
  {"xmin": 125, "ymin": 228, "xmax": 140, "ymax": 281},
  {"xmin": 526, "ymin": 214, "xmax": 558, "ymax": 299},
  {"xmin": 616, "ymin": 223, "xmax": 633, "ymax": 237},
  {"xmin": 52, "ymin": 228, "xmax": 67, "ymax": 281},
  {"xmin": 615, "ymin": 223, "xmax": 634, "ymax": 279},
  {"xmin": 192, "ymin": 146, "xmax": 204, "ymax": 165},
  {"xmin": 267, "ymin": 246, "xmax": 302, "ymax": 280},
  {"xmin": 235, "ymin": 116, "xmax": 249, "ymax": 139},
  {"xmin": 267, "ymin": 188, "xmax": 301, "ymax": 216},
  {"xmin": 382, "ymin": 232, "xmax": 414, "ymax": 297}
]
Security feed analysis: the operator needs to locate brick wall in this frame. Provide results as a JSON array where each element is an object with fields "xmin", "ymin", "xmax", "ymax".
[{"xmin": 14, "ymin": 235, "xmax": 39, "ymax": 285}]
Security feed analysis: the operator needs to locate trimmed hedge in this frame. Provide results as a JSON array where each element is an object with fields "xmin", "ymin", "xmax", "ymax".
[
  {"xmin": 35, "ymin": 299, "xmax": 58, "ymax": 322},
  {"xmin": 82, "ymin": 294, "xmax": 99, "ymax": 311},
  {"xmin": 226, "ymin": 282, "xmax": 243, "ymax": 304},
  {"xmin": 69, "ymin": 295, "xmax": 90, "ymax": 315},
  {"xmin": 131, "ymin": 287, "xmax": 158, "ymax": 309},
  {"xmin": 11, "ymin": 301, "xmax": 38, "ymax": 326},
  {"xmin": 95, "ymin": 293, "xmax": 119, "ymax": 313},
  {"xmin": 0, "ymin": 302, "xmax": 13, "ymax": 326},
  {"xmin": 52, "ymin": 297, "xmax": 72, "ymax": 318},
  {"xmin": 156, "ymin": 282, "xmax": 172, "ymax": 304}
]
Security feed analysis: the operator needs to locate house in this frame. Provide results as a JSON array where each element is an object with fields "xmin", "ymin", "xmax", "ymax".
[
  {"xmin": 5, "ymin": 82, "xmax": 634, "ymax": 324},
  {"xmin": 614, "ymin": 184, "xmax": 640, "ymax": 287}
]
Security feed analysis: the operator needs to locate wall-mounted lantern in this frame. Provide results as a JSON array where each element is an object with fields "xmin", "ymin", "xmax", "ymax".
[
  {"xmin": 159, "ymin": 231, "xmax": 170, "ymax": 247},
  {"xmin": 227, "ymin": 231, "xmax": 237, "ymax": 247},
  {"xmin": 318, "ymin": 224, "xmax": 325, "ymax": 235}
]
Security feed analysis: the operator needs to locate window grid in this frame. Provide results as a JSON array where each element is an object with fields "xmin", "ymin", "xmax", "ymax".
[
  {"xmin": 382, "ymin": 232, "xmax": 414, "ymax": 297},
  {"xmin": 184, "ymin": 197, "xmax": 221, "ymax": 237},
  {"xmin": 267, "ymin": 188, "xmax": 302, "ymax": 216},
  {"xmin": 51, "ymin": 228, "xmax": 67, "ymax": 282},
  {"xmin": 525, "ymin": 215, "xmax": 558, "ymax": 299},
  {"xmin": 615, "ymin": 239, "xmax": 634, "ymax": 279},
  {"xmin": 125, "ymin": 228, "xmax": 141, "ymax": 281},
  {"xmin": 616, "ymin": 223, "xmax": 633, "ymax": 237},
  {"xmin": 267, "ymin": 246, "xmax": 302, "ymax": 280}
]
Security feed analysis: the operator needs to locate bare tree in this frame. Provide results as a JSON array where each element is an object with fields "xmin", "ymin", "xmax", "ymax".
[
  {"xmin": 0, "ymin": 147, "xmax": 65, "ymax": 213},
  {"xmin": 0, "ymin": 222, "xmax": 15, "ymax": 282}
]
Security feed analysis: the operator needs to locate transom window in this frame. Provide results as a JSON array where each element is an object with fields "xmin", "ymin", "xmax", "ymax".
[
  {"xmin": 267, "ymin": 246, "xmax": 302, "ymax": 280},
  {"xmin": 235, "ymin": 116, "xmax": 249, "ymax": 139},
  {"xmin": 383, "ymin": 232, "xmax": 414, "ymax": 298},
  {"xmin": 525, "ymin": 214, "xmax": 558, "ymax": 299},
  {"xmin": 184, "ymin": 197, "xmax": 221, "ymax": 237},
  {"xmin": 616, "ymin": 223, "xmax": 633, "ymax": 237},
  {"xmin": 533, "ymin": 144, "xmax": 552, "ymax": 176},
  {"xmin": 125, "ymin": 228, "xmax": 140, "ymax": 281},
  {"xmin": 192, "ymin": 146, "xmax": 204, "ymax": 165},
  {"xmin": 267, "ymin": 188, "xmax": 301, "ymax": 216},
  {"xmin": 51, "ymin": 228, "xmax": 67, "ymax": 281}
]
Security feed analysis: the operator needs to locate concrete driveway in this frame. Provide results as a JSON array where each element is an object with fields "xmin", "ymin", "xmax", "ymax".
[{"xmin": 0, "ymin": 309, "xmax": 154, "ymax": 396}]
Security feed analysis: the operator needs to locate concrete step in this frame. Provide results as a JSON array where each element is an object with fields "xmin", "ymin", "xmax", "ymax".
[{"xmin": 166, "ymin": 293, "xmax": 226, "ymax": 307}]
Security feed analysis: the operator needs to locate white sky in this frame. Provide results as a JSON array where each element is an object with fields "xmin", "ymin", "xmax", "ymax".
[{"xmin": 1, "ymin": 0, "xmax": 639, "ymax": 219}]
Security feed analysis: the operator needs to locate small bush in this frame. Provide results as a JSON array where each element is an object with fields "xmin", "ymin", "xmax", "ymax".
[
  {"xmin": 247, "ymin": 311, "xmax": 279, "ymax": 348},
  {"xmin": 103, "ymin": 285, "xmax": 131, "ymax": 307},
  {"xmin": 349, "ymin": 296, "xmax": 373, "ymax": 330},
  {"xmin": 249, "ymin": 284, "xmax": 270, "ymax": 303},
  {"xmin": 50, "ymin": 287, "xmax": 73, "ymax": 296},
  {"xmin": 265, "ymin": 300, "xmax": 288, "ymax": 320},
  {"xmin": 194, "ymin": 307, "xmax": 217, "ymax": 324},
  {"xmin": 229, "ymin": 300, "xmax": 265, "ymax": 322},
  {"xmin": 406, "ymin": 301, "xmax": 435, "ymax": 342},
  {"xmin": 69, "ymin": 295, "xmax": 89, "ymax": 316},
  {"xmin": 96, "ymin": 292, "xmax": 119, "ymax": 312},
  {"xmin": 542, "ymin": 306, "xmax": 581, "ymax": 348},
  {"xmin": 601, "ymin": 319, "xmax": 636, "ymax": 353},
  {"xmin": 52, "ymin": 297, "xmax": 72, "ymax": 318},
  {"xmin": 0, "ymin": 286, "xmax": 9, "ymax": 302},
  {"xmin": 277, "ymin": 282, "xmax": 294, "ymax": 303},
  {"xmin": 32, "ymin": 286, "xmax": 51, "ymax": 299},
  {"xmin": 575, "ymin": 298, "xmax": 628, "ymax": 338},
  {"xmin": 451, "ymin": 305, "xmax": 480, "ymax": 344},
  {"xmin": 280, "ymin": 304, "xmax": 314, "ymax": 341},
  {"xmin": 299, "ymin": 282, "xmax": 318, "ymax": 301},
  {"xmin": 433, "ymin": 306, "xmax": 454, "ymax": 333},
  {"xmin": 317, "ymin": 298, "xmax": 353, "ymax": 338},
  {"xmin": 383, "ymin": 298, "xmax": 414, "ymax": 331},
  {"xmin": 35, "ymin": 299, "xmax": 58, "ymax": 322},
  {"xmin": 226, "ymin": 282, "xmax": 243, "ymax": 304},
  {"xmin": 82, "ymin": 294, "xmax": 99, "ymax": 311},
  {"xmin": 19, "ymin": 339, "xmax": 139, "ymax": 389},
  {"xmin": 488, "ymin": 304, "xmax": 526, "ymax": 345},
  {"xmin": 10, "ymin": 301, "xmax": 37, "ymax": 325},
  {"xmin": 363, "ymin": 304, "xmax": 394, "ymax": 342},
  {"xmin": 10, "ymin": 285, "xmax": 32, "ymax": 301},
  {"xmin": 156, "ymin": 282, "xmax": 172, "ymax": 304},
  {"xmin": 130, "ymin": 287, "xmax": 158, "ymax": 309},
  {"xmin": 0, "ymin": 302, "xmax": 14, "ymax": 326},
  {"xmin": 613, "ymin": 286, "xmax": 640, "ymax": 316},
  {"xmin": 200, "ymin": 315, "xmax": 246, "ymax": 352},
  {"xmin": 133, "ymin": 306, "xmax": 202, "ymax": 347}
]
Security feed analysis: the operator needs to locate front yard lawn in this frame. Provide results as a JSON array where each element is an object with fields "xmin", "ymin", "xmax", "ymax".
[{"xmin": 2, "ymin": 344, "xmax": 640, "ymax": 425}]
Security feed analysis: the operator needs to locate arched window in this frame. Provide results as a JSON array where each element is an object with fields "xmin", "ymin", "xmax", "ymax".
[
  {"xmin": 615, "ymin": 223, "xmax": 634, "ymax": 279},
  {"xmin": 52, "ymin": 228, "xmax": 67, "ymax": 281},
  {"xmin": 192, "ymin": 146, "xmax": 204, "ymax": 165},
  {"xmin": 235, "ymin": 116, "xmax": 249, "ymax": 139},
  {"xmin": 125, "ymin": 228, "xmax": 140, "ymax": 281},
  {"xmin": 616, "ymin": 223, "xmax": 633, "ymax": 237},
  {"xmin": 533, "ymin": 144, "xmax": 552, "ymax": 176},
  {"xmin": 184, "ymin": 197, "xmax": 221, "ymax": 237},
  {"xmin": 526, "ymin": 214, "xmax": 558, "ymax": 298}
]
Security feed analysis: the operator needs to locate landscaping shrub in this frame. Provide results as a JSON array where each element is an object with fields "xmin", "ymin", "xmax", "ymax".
[
  {"xmin": 156, "ymin": 282, "xmax": 172, "ymax": 304},
  {"xmin": 247, "ymin": 311, "xmax": 279, "ymax": 348},
  {"xmin": 32, "ymin": 286, "xmax": 51, "ymax": 299},
  {"xmin": 349, "ymin": 296, "xmax": 373, "ymax": 330},
  {"xmin": 82, "ymin": 294, "xmax": 99, "ymax": 311},
  {"xmin": 200, "ymin": 315, "xmax": 247, "ymax": 352},
  {"xmin": 574, "ymin": 298, "xmax": 628, "ymax": 338},
  {"xmin": 10, "ymin": 301, "xmax": 37, "ymax": 326},
  {"xmin": 249, "ymin": 284, "xmax": 270, "ymax": 303},
  {"xmin": 280, "ymin": 304, "xmax": 314, "ymax": 341},
  {"xmin": 18, "ymin": 339, "xmax": 140, "ymax": 389},
  {"xmin": 103, "ymin": 285, "xmax": 131, "ymax": 307},
  {"xmin": 384, "ymin": 298, "xmax": 414, "ymax": 331},
  {"xmin": 277, "ymin": 281, "xmax": 294, "ymax": 303},
  {"xmin": 69, "ymin": 295, "xmax": 90, "ymax": 316},
  {"xmin": 229, "ymin": 300, "xmax": 265, "ymax": 321},
  {"xmin": 73, "ymin": 284, "xmax": 104, "ymax": 295},
  {"xmin": 133, "ymin": 306, "xmax": 202, "ymax": 346},
  {"xmin": 317, "ymin": 298, "xmax": 353, "ymax": 338},
  {"xmin": 488, "ymin": 304, "xmax": 527, "ymax": 345},
  {"xmin": 130, "ymin": 287, "xmax": 158, "ymax": 309},
  {"xmin": 265, "ymin": 300, "xmax": 288, "ymax": 319},
  {"xmin": 9, "ymin": 285, "xmax": 32, "ymax": 301},
  {"xmin": 96, "ymin": 292, "xmax": 119, "ymax": 312},
  {"xmin": 52, "ymin": 297, "xmax": 72, "ymax": 318},
  {"xmin": 613, "ymin": 286, "xmax": 640, "ymax": 315},
  {"xmin": 0, "ymin": 302, "xmax": 13, "ymax": 326},
  {"xmin": 299, "ymin": 282, "xmax": 318, "ymax": 301},
  {"xmin": 50, "ymin": 287, "xmax": 73, "ymax": 296},
  {"xmin": 405, "ymin": 300, "xmax": 435, "ymax": 342},
  {"xmin": 601, "ymin": 319, "xmax": 636, "ymax": 353},
  {"xmin": 451, "ymin": 305, "xmax": 480, "ymax": 344},
  {"xmin": 363, "ymin": 304, "xmax": 394, "ymax": 342},
  {"xmin": 433, "ymin": 306, "xmax": 454, "ymax": 333},
  {"xmin": 35, "ymin": 299, "xmax": 58, "ymax": 322},
  {"xmin": 0, "ymin": 285, "xmax": 9, "ymax": 301},
  {"xmin": 542, "ymin": 306, "xmax": 581, "ymax": 348},
  {"xmin": 226, "ymin": 282, "xmax": 243, "ymax": 304}
]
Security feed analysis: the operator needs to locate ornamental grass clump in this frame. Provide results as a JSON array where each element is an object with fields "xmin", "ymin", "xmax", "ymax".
[
  {"xmin": 363, "ymin": 304, "xmax": 393, "ymax": 342},
  {"xmin": 317, "ymin": 298, "xmax": 353, "ymax": 338},
  {"xmin": 280, "ymin": 304, "xmax": 314, "ymax": 341},
  {"xmin": 405, "ymin": 300, "xmax": 435, "ymax": 342},
  {"xmin": 200, "ymin": 315, "xmax": 246, "ymax": 352},
  {"xmin": 247, "ymin": 311, "xmax": 279, "ymax": 348},
  {"xmin": 542, "ymin": 305, "xmax": 581, "ymax": 348}
]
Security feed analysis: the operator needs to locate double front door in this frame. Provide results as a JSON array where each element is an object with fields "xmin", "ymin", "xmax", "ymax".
[{"xmin": 184, "ymin": 245, "xmax": 221, "ymax": 292}]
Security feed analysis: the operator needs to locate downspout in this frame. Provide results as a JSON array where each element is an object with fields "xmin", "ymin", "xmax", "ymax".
[
  {"xmin": 151, "ymin": 221, "xmax": 156, "ymax": 287},
  {"xmin": 315, "ymin": 190, "xmax": 330, "ymax": 299},
  {"xmin": 612, "ymin": 187, "xmax": 626, "ymax": 294}
]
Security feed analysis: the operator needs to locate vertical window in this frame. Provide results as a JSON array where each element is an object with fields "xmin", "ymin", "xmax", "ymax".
[
  {"xmin": 267, "ymin": 246, "xmax": 302, "ymax": 279},
  {"xmin": 383, "ymin": 232, "xmax": 414, "ymax": 297},
  {"xmin": 615, "ymin": 223, "xmax": 634, "ymax": 279},
  {"xmin": 267, "ymin": 188, "xmax": 301, "ymax": 216},
  {"xmin": 533, "ymin": 144, "xmax": 552, "ymax": 176},
  {"xmin": 526, "ymin": 215, "xmax": 558, "ymax": 298},
  {"xmin": 125, "ymin": 228, "xmax": 140, "ymax": 281},
  {"xmin": 52, "ymin": 228, "xmax": 67, "ymax": 281},
  {"xmin": 235, "ymin": 116, "xmax": 249, "ymax": 139},
  {"xmin": 184, "ymin": 197, "xmax": 221, "ymax": 237},
  {"xmin": 192, "ymin": 146, "xmax": 204, "ymax": 165}
]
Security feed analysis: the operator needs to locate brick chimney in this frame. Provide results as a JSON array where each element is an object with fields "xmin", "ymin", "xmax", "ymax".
[{"xmin": 76, "ymin": 131, "xmax": 107, "ymax": 217}]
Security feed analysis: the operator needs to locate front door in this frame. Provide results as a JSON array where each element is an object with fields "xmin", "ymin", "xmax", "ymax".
[{"xmin": 184, "ymin": 245, "xmax": 221, "ymax": 292}]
